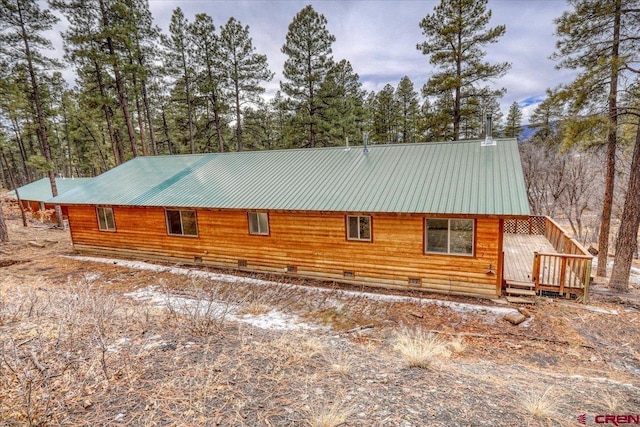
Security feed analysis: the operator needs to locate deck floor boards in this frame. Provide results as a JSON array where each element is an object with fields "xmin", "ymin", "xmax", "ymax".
[{"xmin": 503, "ymin": 233, "xmax": 556, "ymax": 283}]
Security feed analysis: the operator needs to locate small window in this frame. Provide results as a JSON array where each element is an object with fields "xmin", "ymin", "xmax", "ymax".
[
  {"xmin": 97, "ymin": 207, "xmax": 115, "ymax": 231},
  {"xmin": 248, "ymin": 212, "xmax": 269, "ymax": 235},
  {"xmin": 346, "ymin": 215, "xmax": 371, "ymax": 241},
  {"xmin": 425, "ymin": 218, "xmax": 474, "ymax": 255},
  {"xmin": 166, "ymin": 209, "xmax": 198, "ymax": 236}
]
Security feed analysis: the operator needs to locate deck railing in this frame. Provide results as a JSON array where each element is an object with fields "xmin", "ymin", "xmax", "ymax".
[{"xmin": 506, "ymin": 216, "xmax": 593, "ymax": 301}]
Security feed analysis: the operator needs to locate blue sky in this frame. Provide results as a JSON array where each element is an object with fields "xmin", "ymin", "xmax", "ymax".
[{"xmin": 50, "ymin": 0, "xmax": 577, "ymax": 124}]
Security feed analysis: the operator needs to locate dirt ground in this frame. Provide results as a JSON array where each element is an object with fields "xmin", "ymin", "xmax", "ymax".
[{"xmin": 1, "ymin": 211, "xmax": 639, "ymax": 426}]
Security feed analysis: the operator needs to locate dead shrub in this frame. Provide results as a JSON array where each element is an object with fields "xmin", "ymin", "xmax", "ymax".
[
  {"xmin": 394, "ymin": 327, "xmax": 451, "ymax": 369},
  {"xmin": 163, "ymin": 280, "xmax": 232, "ymax": 335},
  {"xmin": 447, "ymin": 335, "xmax": 466, "ymax": 354},
  {"xmin": 305, "ymin": 399, "xmax": 353, "ymax": 427},
  {"xmin": 522, "ymin": 386, "xmax": 557, "ymax": 418}
]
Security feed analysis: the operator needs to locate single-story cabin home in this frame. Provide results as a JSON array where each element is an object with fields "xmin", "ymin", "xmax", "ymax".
[
  {"xmin": 50, "ymin": 139, "xmax": 592, "ymax": 299},
  {"xmin": 10, "ymin": 177, "xmax": 92, "ymax": 222}
]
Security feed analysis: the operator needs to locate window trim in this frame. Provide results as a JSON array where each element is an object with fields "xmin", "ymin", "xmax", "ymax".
[
  {"xmin": 96, "ymin": 206, "xmax": 116, "ymax": 232},
  {"xmin": 424, "ymin": 218, "xmax": 475, "ymax": 256},
  {"xmin": 346, "ymin": 215, "xmax": 372, "ymax": 242},
  {"xmin": 165, "ymin": 209, "xmax": 198, "ymax": 237},
  {"xmin": 248, "ymin": 212, "xmax": 270, "ymax": 236}
]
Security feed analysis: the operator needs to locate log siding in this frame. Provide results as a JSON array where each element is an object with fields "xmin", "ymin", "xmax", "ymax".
[{"xmin": 67, "ymin": 205, "xmax": 502, "ymax": 297}]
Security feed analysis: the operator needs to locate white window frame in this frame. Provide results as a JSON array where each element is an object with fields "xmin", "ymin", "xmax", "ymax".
[
  {"xmin": 97, "ymin": 206, "xmax": 116, "ymax": 232},
  {"xmin": 248, "ymin": 212, "xmax": 269, "ymax": 235},
  {"xmin": 346, "ymin": 215, "xmax": 372, "ymax": 242},
  {"xmin": 165, "ymin": 209, "xmax": 198, "ymax": 237},
  {"xmin": 425, "ymin": 218, "xmax": 474, "ymax": 256}
]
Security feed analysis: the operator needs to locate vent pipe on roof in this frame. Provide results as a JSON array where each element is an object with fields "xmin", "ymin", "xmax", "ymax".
[
  {"xmin": 363, "ymin": 132, "xmax": 369, "ymax": 154},
  {"xmin": 482, "ymin": 113, "xmax": 496, "ymax": 147},
  {"xmin": 345, "ymin": 137, "xmax": 350, "ymax": 151}
]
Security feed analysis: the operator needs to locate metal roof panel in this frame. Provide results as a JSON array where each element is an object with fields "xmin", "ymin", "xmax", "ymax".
[{"xmin": 50, "ymin": 139, "xmax": 531, "ymax": 216}]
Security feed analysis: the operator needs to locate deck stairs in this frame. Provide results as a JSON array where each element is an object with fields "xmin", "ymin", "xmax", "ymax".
[{"xmin": 504, "ymin": 280, "xmax": 537, "ymax": 304}]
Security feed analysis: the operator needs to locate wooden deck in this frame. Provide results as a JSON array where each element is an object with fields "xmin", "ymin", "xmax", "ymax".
[{"xmin": 503, "ymin": 233, "xmax": 556, "ymax": 283}]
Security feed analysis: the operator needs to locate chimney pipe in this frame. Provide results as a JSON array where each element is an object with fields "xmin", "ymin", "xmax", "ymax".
[
  {"xmin": 482, "ymin": 113, "xmax": 496, "ymax": 146},
  {"xmin": 363, "ymin": 132, "xmax": 369, "ymax": 154}
]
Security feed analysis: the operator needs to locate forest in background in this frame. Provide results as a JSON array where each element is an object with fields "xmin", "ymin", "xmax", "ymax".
[{"xmin": 1, "ymin": 0, "xmax": 639, "ymax": 290}]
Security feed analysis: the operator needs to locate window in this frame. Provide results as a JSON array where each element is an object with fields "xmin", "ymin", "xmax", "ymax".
[
  {"xmin": 346, "ymin": 215, "xmax": 371, "ymax": 241},
  {"xmin": 248, "ymin": 212, "xmax": 269, "ymax": 235},
  {"xmin": 97, "ymin": 207, "xmax": 115, "ymax": 231},
  {"xmin": 425, "ymin": 218, "xmax": 474, "ymax": 255},
  {"xmin": 166, "ymin": 209, "xmax": 198, "ymax": 236}
]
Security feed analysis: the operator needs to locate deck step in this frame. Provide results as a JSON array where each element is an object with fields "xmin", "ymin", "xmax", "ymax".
[
  {"xmin": 505, "ymin": 280, "xmax": 535, "ymax": 290},
  {"xmin": 505, "ymin": 287, "xmax": 536, "ymax": 297},
  {"xmin": 505, "ymin": 296, "xmax": 536, "ymax": 304}
]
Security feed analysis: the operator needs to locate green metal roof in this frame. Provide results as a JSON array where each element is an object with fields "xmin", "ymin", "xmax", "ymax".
[
  {"xmin": 49, "ymin": 139, "xmax": 531, "ymax": 216},
  {"xmin": 10, "ymin": 177, "xmax": 92, "ymax": 202}
]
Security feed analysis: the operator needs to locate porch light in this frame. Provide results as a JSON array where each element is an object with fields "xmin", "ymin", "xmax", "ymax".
[{"xmin": 486, "ymin": 264, "xmax": 496, "ymax": 275}]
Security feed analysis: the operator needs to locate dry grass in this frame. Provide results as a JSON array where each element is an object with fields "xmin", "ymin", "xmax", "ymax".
[
  {"xmin": 306, "ymin": 400, "xmax": 353, "ymax": 427},
  {"xmin": 603, "ymin": 392, "xmax": 622, "ymax": 412},
  {"xmin": 329, "ymin": 354, "xmax": 354, "ymax": 377},
  {"xmin": 447, "ymin": 335, "xmax": 466, "ymax": 353},
  {"xmin": 237, "ymin": 301, "xmax": 271, "ymax": 316},
  {"xmin": 394, "ymin": 327, "xmax": 451, "ymax": 369},
  {"xmin": 522, "ymin": 386, "xmax": 557, "ymax": 418}
]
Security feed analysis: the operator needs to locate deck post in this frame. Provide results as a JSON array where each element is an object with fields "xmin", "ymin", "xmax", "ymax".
[
  {"xmin": 583, "ymin": 261, "xmax": 592, "ymax": 304},
  {"xmin": 533, "ymin": 252, "xmax": 540, "ymax": 292}
]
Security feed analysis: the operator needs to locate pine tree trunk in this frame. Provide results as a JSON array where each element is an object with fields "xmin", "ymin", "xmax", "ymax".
[
  {"xmin": 161, "ymin": 106, "xmax": 173, "ymax": 155},
  {"xmin": 93, "ymin": 59, "xmax": 120, "ymax": 165},
  {"xmin": 135, "ymin": 37, "xmax": 157, "ymax": 156},
  {"xmin": 0, "ymin": 201, "xmax": 8, "ymax": 243},
  {"xmin": 99, "ymin": 0, "xmax": 138, "ymax": 158},
  {"xmin": 596, "ymin": 0, "xmax": 621, "ymax": 277},
  {"xmin": 17, "ymin": 0, "xmax": 64, "ymax": 228},
  {"xmin": 609, "ymin": 120, "xmax": 640, "ymax": 292},
  {"xmin": 182, "ymin": 51, "xmax": 196, "ymax": 154},
  {"xmin": 141, "ymin": 78, "xmax": 157, "ymax": 155},
  {"xmin": 132, "ymin": 70, "xmax": 147, "ymax": 155},
  {"xmin": 1, "ymin": 150, "xmax": 27, "ymax": 227},
  {"xmin": 10, "ymin": 118, "xmax": 31, "ymax": 182},
  {"xmin": 235, "ymin": 82, "xmax": 242, "ymax": 151},
  {"xmin": 205, "ymin": 65, "xmax": 224, "ymax": 153}
]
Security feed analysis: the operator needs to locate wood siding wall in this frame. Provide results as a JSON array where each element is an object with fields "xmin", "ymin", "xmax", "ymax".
[{"xmin": 67, "ymin": 205, "xmax": 502, "ymax": 297}]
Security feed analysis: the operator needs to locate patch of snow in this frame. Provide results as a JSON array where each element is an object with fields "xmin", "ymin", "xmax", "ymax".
[
  {"xmin": 68, "ymin": 255, "xmax": 520, "ymax": 319},
  {"xmin": 124, "ymin": 285, "xmax": 319, "ymax": 331},
  {"xmin": 238, "ymin": 310, "xmax": 312, "ymax": 331}
]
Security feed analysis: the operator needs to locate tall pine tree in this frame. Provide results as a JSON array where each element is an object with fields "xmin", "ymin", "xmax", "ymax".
[
  {"xmin": 281, "ymin": 5, "xmax": 335, "ymax": 148},
  {"xmin": 417, "ymin": 0, "xmax": 510, "ymax": 141},
  {"xmin": 163, "ymin": 8, "xmax": 196, "ymax": 153},
  {"xmin": 219, "ymin": 17, "xmax": 273, "ymax": 152},
  {"xmin": 504, "ymin": 101, "xmax": 523, "ymax": 139},
  {"xmin": 395, "ymin": 76, "xmax": 420, "ymax": 143}
]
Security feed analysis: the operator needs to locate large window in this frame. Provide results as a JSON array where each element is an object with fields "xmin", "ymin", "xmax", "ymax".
[
  {"xmin": 346, "ymin": 215, "xmax": 371, "ymax": 241},
  {"xmin": 97, "ymin": 206, "xmax": 115, "ymax": 231},
  {"xmin": 166, "ymin": 209, "xmax": 198, "ymax": 236},
  {"xmin": 425, "ymin": 218, "xmax": 474, "ymax": 255},
  {"xmin": 248, "ymin": 212, "xmax": 269, "ymax": 235}
]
